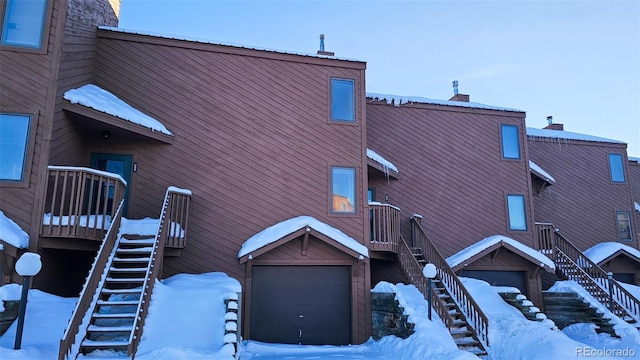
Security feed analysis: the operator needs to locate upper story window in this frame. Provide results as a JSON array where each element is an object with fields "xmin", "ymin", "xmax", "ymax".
[
  {"xmin": 500, "ymin": 124, "xmax": 521, "ymax": 159},
  {"xmin": 331, "ymin": 167, "xmax": 356, "ymax": 214},
  {"xmin": 616, "ymin": 211, "xmax": 632, "ymax": 242},
  {"xmin": 0, "ymin": 113, "xmax": 33, "ymax": 183},
  {"xmin": 1, "ymin": 0, "xmax": 48, "ymax": 49},
  {"xmin": 506, "ymin": 194, "xmax": 527, "ymax": 231},
  {"xmin": 331, "ymin": 78, "xmax": 355, "ymax": 122},
  {"xmin": 608, "ymin": 153, "xmax": 625, "ymax": 183}
]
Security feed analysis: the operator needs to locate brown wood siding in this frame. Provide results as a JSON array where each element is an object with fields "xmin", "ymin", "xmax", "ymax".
[
  {"xmin": 629, "ymin": 160, "xmax": 640, "ymax": 211},
  {"xmin": 528, "ymin": 138, "xmax": 639, "ymax": 251},
  {"xmin": 0, "ymin": 0, "xmax": 66, "ymax": 250},
  {"xmin": 366, "ymin": 102, "xmax": 535, "ymax": 258}
]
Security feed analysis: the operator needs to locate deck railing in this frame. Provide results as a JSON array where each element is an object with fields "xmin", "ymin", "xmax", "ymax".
[
  {"xmin": 163, "ymin": 186, "xmax": 192, "ymax": 249},
  {"xmin": 42, "ymin": 166, "xmax": 126, "ymax": 241},
  {"xmin": 535, "ymin": 222, "xmax": 640, "ymax": 323},
  {"xmin": 409, "ymin": 217, "xmax": 489, "ymax": 348},
  {"xmin": 368, "ymin": 202, "xmax": 400, "ymax": 253},
  {"xmin": 58, "ymin": 199, "xmax": 124, "ymax": 360},
  {"xmin": 127, "ymin": 186, "xmax": 191, "ymax": 358}
]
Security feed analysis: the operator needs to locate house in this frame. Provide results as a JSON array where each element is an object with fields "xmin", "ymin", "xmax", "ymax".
[{"xmin": 0, "ymin": 0, "xmax": 638, "ymax": 358}]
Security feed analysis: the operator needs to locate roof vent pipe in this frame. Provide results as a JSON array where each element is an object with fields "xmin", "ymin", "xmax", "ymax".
[
  {"xmin": 453, "ymin": 80, "xmax": 459, "ymax": 95},
  {"xmin": 317, "ymin": 34, "xmax": 335, "ymax": 56},
  {"xmin": 319, "ymin": 34, "xmax": 325, "ymax": 52},
  {"xmin": 547, "ymin": 116, "xmax": 553, "ymax": 125}
]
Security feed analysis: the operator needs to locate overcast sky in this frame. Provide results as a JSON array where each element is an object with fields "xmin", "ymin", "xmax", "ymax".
[{"xmin": 119, "ymin": 0, "xmax": 640, "ymax": 156}]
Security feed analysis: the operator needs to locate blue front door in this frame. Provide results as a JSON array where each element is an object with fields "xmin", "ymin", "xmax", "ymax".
[{"xmin": 90, "ymin": 153, "xmax": 132, "ymax": 215}]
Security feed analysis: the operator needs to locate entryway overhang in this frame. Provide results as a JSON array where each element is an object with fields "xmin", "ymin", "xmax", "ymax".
[
  {"xmin": 62, "ymin": 84, "xmax": 174, "ymax": 144},
  {"xmin": 584, "ymin": 242, "xmax": 640, "ymax": 265}
]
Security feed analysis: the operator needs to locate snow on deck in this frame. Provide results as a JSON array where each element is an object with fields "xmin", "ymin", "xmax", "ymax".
[
  {"xmin": 584, "ymin": 242, "xmax": 640, "ymax": 264},
  {"xmin": 64, "ymin": 84, "xmax": 173, "ymax": 136},
  {"xmin": 446, "ymin": 235, "xmax": 555, "ymax": 269},
  {"xmin": 367, "ymin": 148, "xmax": 398, "ymax": 173},
  {"xmin": 367, "ymin": 92, "xmax": 523, "ymax": 112},
  {"xmin": 529, "ymin": 160, "xmax": 556, "ymax": 183},
  {"xmin": 526, "ymin": 127, "xmax": 625, "ymax": 144},
  {"xmin": 0, "ymin": 210, "xmax": 29, "ymax": 249},
  {"xmin": 238, "ymin": 216, "xmax": 368, "ymax": 258}
]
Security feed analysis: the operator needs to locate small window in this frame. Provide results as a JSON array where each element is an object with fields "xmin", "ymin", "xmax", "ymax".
[
  {"xmin": 331, "ymin": 167, "xmax": 356, "ymax": 213},
  {"xmin": 331, "ymin": 78, "xmax": 355, "ymax": 122},
  {"xmin": 0, "ymin": 113, "xmax": 32, "ymax": 181},
  {"xmin": 1, "ymin": 0, "xmax": 48, "ymax": 49},
  {"xmin": 608, "ymin": 154, "xmax": 625, "ymax": 183},
  {"xmin": 506, "ymin": 194, "xmax": 527, "ymax": 231},
  {"xmin": 500, "ymin": 124, "xmax": 520, "ymax": 159},
  {"xmin": 616, "ymin": 211, "xmax": 633, "ymax": 242},
  {"xmin": 367, "ymin": 188, "xmax": 375, "ymax": 203}
]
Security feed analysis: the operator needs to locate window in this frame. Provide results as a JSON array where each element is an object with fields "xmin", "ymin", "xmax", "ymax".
[
  {"xmin": 1, "ymin": 0, "xmax": 48, "ymax": 49},
  {"xmin": 608, "ymin": 154, "xmax": 625, "ymax": 183},
  {"xmin": 500, "ymin": 124, "xmax": 520, "ymax": 159},
  {"xmin": 367, "ymin": 188, "xmax": 375, "ymax": 203},
  {"xmin": 616, "ymin": 211, "xmax": 633, "ymax": 242},
  {"xmin": 331, "ymin": 167, "xmax": 356, "ymax": 213},
  {"xmin": 506, "ymin": 194, "xmax": 527, "ymax": 231},
  {"xmin": 331, "ymin": 78, "xmax": 355, "ymax": 122},
  {"xmin": 0, "ymin": 113, "xmax": 32, "ymax": 182}
]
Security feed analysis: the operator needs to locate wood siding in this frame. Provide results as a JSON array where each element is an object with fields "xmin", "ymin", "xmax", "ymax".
[
  {"xmin": 629, "ymin": 160, "xmax": 640, "ymax": 211},
  {"xmin": 528, "ymin": 137, "xmax": 640, "ymax": 252},
  {"xmin": 366, "ymin": 101, "xmax": 536, "ymax": 258}
]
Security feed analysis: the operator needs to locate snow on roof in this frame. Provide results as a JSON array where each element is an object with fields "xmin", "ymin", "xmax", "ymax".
[
  {"xmin": 63, "ymin": 84, "xmax": 173, "ymax": 136},
  {"xmin": 238, "ymin": 215, "xmax": 368, "ymax": 258},
  {"xmin": 98, "ymin": 26, "xmax": 363, "ymax": 63},
  {"xmin": 446, "ymin": 235, "xmax": 555, "ymax": 269},
  {"xmin": 529, "ymin": 160, "xmax": 556, "ymax": 183},
  {"xmin": 583, "ymin": 242, "xmax": 640, "ymax": 264},
  {"xmin": 366, "ymin": 92, "xmax": 523, "ymax": 112},
  {"xmin": 366, "ymin": 148, "xmax": 398, "ymax": 173},
  {"xmin": 0, "ymin": 210, "xmax": 29, "ymax": 249},
  {"xmin": 526, "ymin": 127, "xmax": 625, "ymax": 144},
  {"xmin": 630, "ymin": 156, "xmax": 640, "ymax": 163}
]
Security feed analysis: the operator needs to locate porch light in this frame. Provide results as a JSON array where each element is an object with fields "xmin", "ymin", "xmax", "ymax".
[
  {"xmin": 423, "ymin": 263, "xmax": 437, "ymax": 320},
  {"xmin": 14, "ymin": 252, "xmax": 42, "ymax": 350}
]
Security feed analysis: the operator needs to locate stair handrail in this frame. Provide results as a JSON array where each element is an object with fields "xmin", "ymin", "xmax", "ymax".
[
  {"xmin": 410, "ymin": 218, "xmax": 489, "ymax": 348},
  {"xmin": 58, "ymin": 199, "xmax": 125, "ymax": 360},
  {"xmin": 535, "ymin": 223, "xmax": 640, "ymax": 323},
  {"xmin": 126, "ymin": 186, "xmax": 191, "ymax": 358}
]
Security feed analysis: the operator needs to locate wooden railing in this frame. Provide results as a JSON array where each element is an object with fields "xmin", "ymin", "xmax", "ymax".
[
  {"xmin": 58, "ymin": 199, "xmax": 124, "ymax": 360},
  {"xmin": 535, "ymin": 222, "xmax": 640, "ymax": 323},
  {"xmin": 368, "ymin": 202, "xmax": 400, "ymax": 253},
  {"xmin": 163, "ymin": 186, "xmax": 192, "ymax": 249},
  {"xmin": 42, "ymin": 166, "xmax": 126, "ymax": 241},
  {"xmin": 409, "ymin": 217, "xmax": 489, "ymax": 348},
  {"xmin": 126, "ymin": 186, "xmax": 191, "ymax": 358}
]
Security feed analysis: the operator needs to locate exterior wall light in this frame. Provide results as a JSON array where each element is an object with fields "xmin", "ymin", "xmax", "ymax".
[{"xmin": 14, "ymin": 252, "xmax": 42, "ymax": 350}]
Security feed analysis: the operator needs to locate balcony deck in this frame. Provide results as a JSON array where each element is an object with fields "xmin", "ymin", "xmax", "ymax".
[{"xmin": 369, "ymin": 202, "xmax": 401, "ymax": 257}]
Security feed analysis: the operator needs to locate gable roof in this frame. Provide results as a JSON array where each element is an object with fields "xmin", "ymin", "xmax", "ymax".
[
  {"xmin": 237, "ymin": 216, "xmax": 368, "ymax": 263},
  {"xmin": 584, "ymin": 242, "xmax": 640, "ymax": 265},
  {"xmin": 446, "ymin": 235, "xmax": 555, "ymax": 272}
]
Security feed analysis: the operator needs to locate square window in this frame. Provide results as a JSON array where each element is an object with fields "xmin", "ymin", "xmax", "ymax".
[
  {"xmin": 1, "ymin": 0, "xmax": 48, "ymax": 49},
  {"xmin": 506, "ymin": 194, "xmax": 527, "ymax": 231},
  {"xmin": 616, "ymin": 211, "xmax": 633, "ymax": 242},
  {"xmin": 608, "ymin": 154, "xmax": 625, "ymax": 183},
  {"xmin": 331, "ymin": 78, "xmax": 355, "ymax": 122},
  {"xmin": 0, "ymin": 113, "xmax": 32, "ymax": 181},
  {"xmin": 500, "ymin": 124, "xmax": 520, "ymax": 159},
  {"xmin": 331, "ymin": 167, "xmax": 356, "ymax": 213}
]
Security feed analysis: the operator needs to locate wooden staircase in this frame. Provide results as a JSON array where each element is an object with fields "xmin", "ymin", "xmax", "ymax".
[
  {"xmin": 536, "ymin": 223, "xmax": 640, "ymax": 330},
  {"xmin": 400, "ymin": 217, "xmax": 489, "ymax": 357},
  {"xmin": 79, "ymin": 235, "xmax": 155, "ymax": 355}
]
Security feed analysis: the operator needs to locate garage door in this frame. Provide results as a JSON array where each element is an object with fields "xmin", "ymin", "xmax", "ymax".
[
  {"xmin": 461, "ymin": 270, "xmax": 528, "ymax": 296},
  {"xmin": 250, "ymin": 265, "xmax": 351, "ymax": 345}
]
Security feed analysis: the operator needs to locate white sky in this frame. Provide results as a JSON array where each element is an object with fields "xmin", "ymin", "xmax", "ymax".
[{"xmin": 118, "ymin": 0, "xmax": 640, "ymax": 157}]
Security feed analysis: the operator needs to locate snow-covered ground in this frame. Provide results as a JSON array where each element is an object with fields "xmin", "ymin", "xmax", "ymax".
[{"xmin": 1, "ymin": 274, "xmax": 639, "ymax": 360}]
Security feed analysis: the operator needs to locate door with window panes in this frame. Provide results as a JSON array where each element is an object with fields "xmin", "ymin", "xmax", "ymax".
[{"xmin": 90, "ymin": 153, "xmax": 132, "ymax": 216}]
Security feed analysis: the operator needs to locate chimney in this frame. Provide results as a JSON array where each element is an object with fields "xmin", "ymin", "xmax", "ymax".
[
  {"xmin": 543, "ymin": 116, "xmax": 564, "ymax": 130},
  {"xmin": 317, "ymin": 34, "xmax": 335, "ymax": 56},
  {"xmin": 448, "ymin": 80, "xmax": 470, "ymax": 102}
]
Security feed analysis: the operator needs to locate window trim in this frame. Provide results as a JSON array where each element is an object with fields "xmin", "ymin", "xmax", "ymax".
[
  {"xmin": 500, "ymin": 124, "xmax": 521, "ymax": 160},
  {"xmin": 329, "ymin": 77, "xmax": 356, "ymax": 124},
  {"xmin": 0, "ymin": 110, "xmax": 37, "ymax": 188},
  {"xmin": 615, "ymin": 210, "xmax": 633, "ymax": 242},
  {"xmin": 506, "ymin": 193, "xmax": 528, "ymax": 231},
  {"xmin": 329, "ymin": 165, "xmax": 357, "ymax": 216},
  {"xmin": 0, "ymin": 0, "xmax": 53, "ymax": 54},
  {"xmin": 608, "ymin": 153, "xmax": 626, "ymax": 183}
]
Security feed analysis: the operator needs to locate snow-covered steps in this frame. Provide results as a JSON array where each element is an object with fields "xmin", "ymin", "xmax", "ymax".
[
  {"xmin": 498, "ymin": 290, "xmax": 556, "ymax": 328},
  {"xmin": 543, "ymin": 292, "xmax": 617, "ymax": 337}
]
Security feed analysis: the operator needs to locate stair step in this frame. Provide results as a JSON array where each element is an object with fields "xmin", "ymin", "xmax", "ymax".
[
  {"xmin": 109, "ymin": 267, "xmax": 148, "ymax": 272},
  {"xmin": 92, "ymin": 313, "xmax": 136, "ymax": 319},
  {"xmin": 117, "ymin": 247, "xmax": 153, "ymax": 254},
  {"xmin": 87, "ymin": 325, "xmax": 133, "ymax": 332},
  {"xmin": 455, "ymin": 337, "xmax": 480, "ymax": 346},
  {"xmin": 120, "ymin": 237, "xmax": 156, "ymax": 245},
  {"xmin": 113, "ymin": 257, "xmax": 151, "ymax": 263},
  {"xmin": 81, "ymin": 339, "xmax": 129, "ymax": 348},
  {"xmin": 97, "ymin": 300, "xmax": 139, "ymax": 306},
  {"xmin": 106, "ymin": 277, "xmax": 146, "ymax": 283},
  {"xmin": 102, "ymin": 288, "xmax": 142, "ymax": 295}
]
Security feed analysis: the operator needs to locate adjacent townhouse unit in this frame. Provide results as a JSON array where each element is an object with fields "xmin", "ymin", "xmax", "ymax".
[{"xmin": 0, "ymin": 0, "xmax": 638, "ymax": 358}]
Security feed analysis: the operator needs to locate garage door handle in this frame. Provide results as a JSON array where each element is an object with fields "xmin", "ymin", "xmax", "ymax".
[
  {"xmin": 299, "ymin": 329, "xmax": 302, "ymax": 338},
  {"xmin": 299, "ymin": 315, "xmax": 304, "ymax": 318}
]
